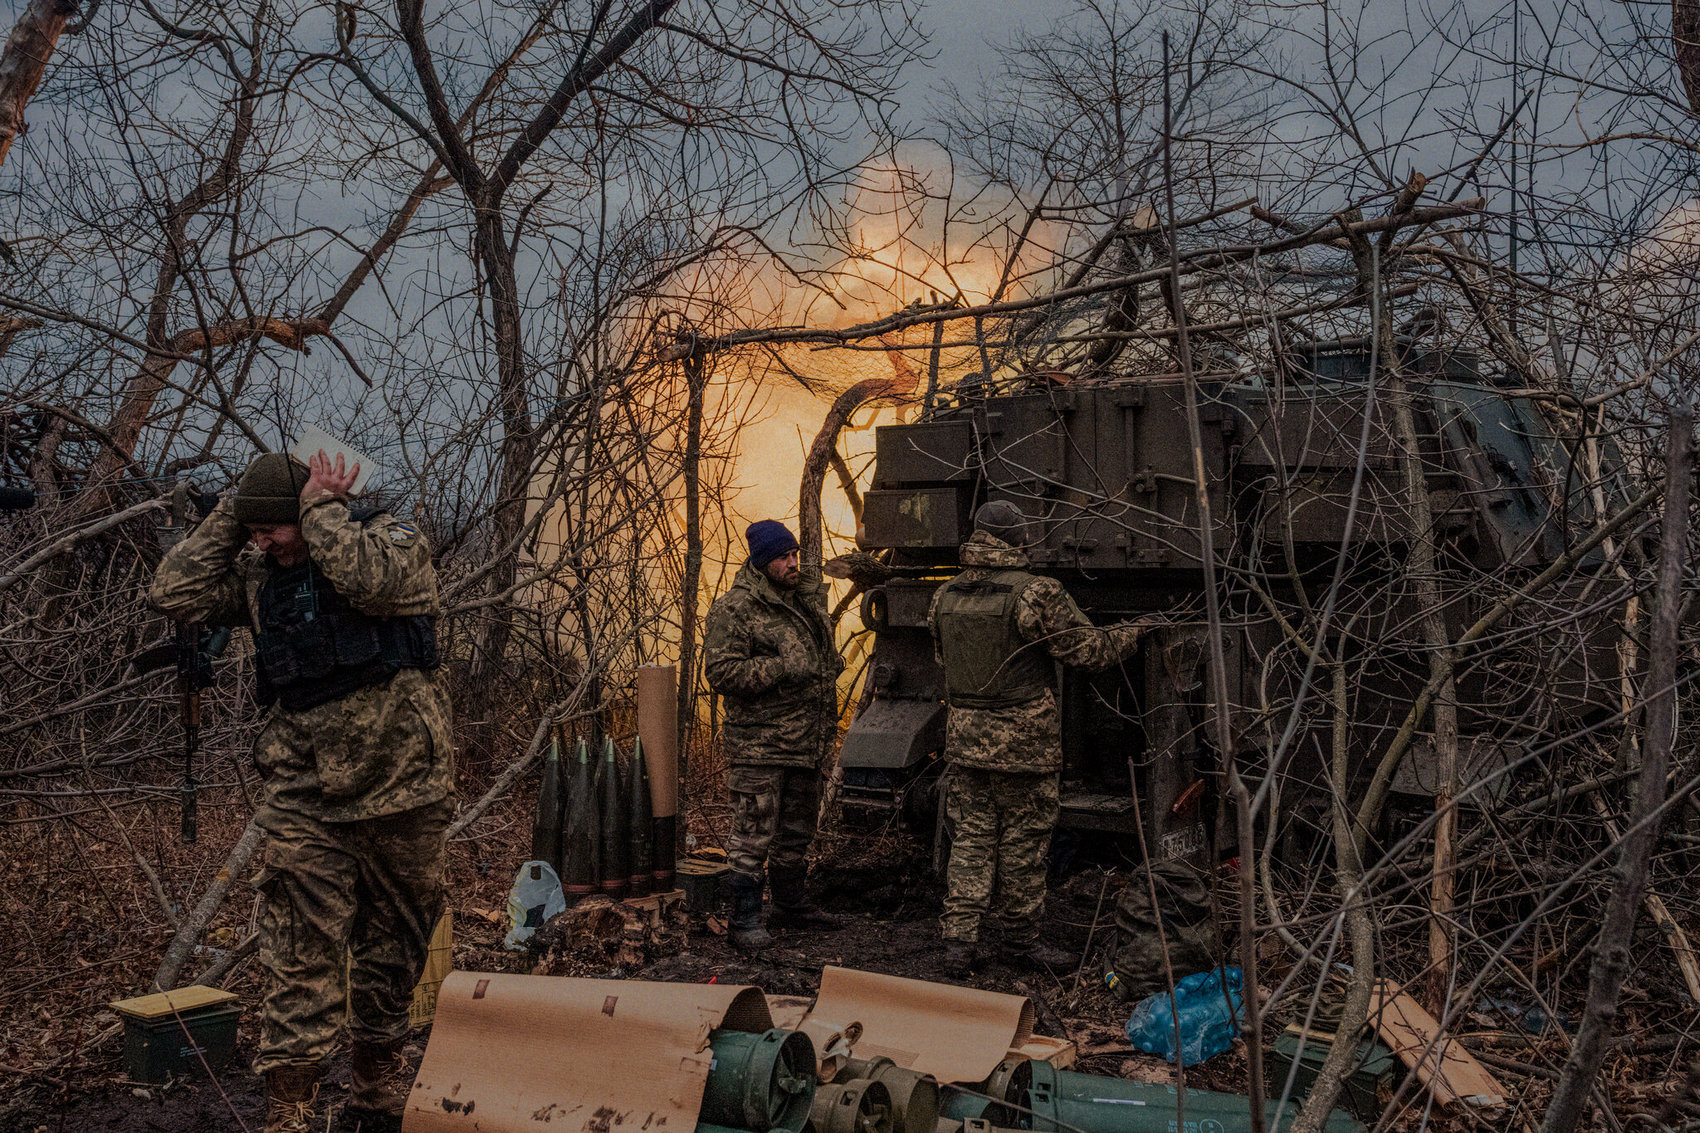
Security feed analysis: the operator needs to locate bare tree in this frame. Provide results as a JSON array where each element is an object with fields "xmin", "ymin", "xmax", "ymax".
[{"xmin": 0, "ymin": 0, "xmax": 86, "ymax": 171}]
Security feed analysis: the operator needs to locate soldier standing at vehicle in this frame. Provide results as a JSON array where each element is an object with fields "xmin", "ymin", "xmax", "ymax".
[
  {"xmin": 929, "ymin": 501, "xmax": 1154, "ymax": 977},
  {"xmin": 704, "ymin": 520, "xmax": 847, "ymax": 951},
  {"xmin": 150, "ymin": 450, "xmax": 452, "ymax": 1133}
]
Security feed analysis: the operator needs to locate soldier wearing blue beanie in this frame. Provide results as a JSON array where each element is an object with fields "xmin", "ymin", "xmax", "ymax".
[
  {"xmin": 702, "ymin": 518, "xmax": 845, "ymax": 949},
  {"xmin": 745, "ymin": 519, "xmax": 800, "ymax": 572}
]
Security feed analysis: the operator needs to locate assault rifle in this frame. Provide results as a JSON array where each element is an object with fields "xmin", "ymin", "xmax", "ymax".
[
  {"xmin": 139, "ymin": 483, "xmax": 227, "ymax": 843},
  {"xmin": 0, "ymin": 485, "xmax": 36, "ymax": 510}
]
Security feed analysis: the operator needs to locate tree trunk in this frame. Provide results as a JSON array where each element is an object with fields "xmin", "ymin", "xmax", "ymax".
[
  {"xmin": 1158, "ymin": 51, "xmax": 1264, "ymax": 1125},
  {"xmin": 800, "ymin": 375, "xmax": 903, "ymax": 827},
  {"xmin": 463, "ymin": 202, "xmax": 536, "ymax": 702},
  {"xmin": 1540, "ymin": 403, "xmax": 1692, "ymax": 1133},
  {"xmin": 1345, "ymin": 214, "xmax": 1462, "ymax": 1017},
  {"xmin": 1677, "ymin": 0, "xmax": 1700, "ymax": 117},
  {"xmin": 676, "ymin": 350, "xmax": 706, "ymax": 787},
  {"xmin": 0, "ymin": 0, "xmax": 78, "ymax": 171},
  {"xmin": 799, "ymin": 377, "xmax": 899, "ymax": 570},
  {"xmin": 152, "ymin": 816, "xmax": 264, "ymax": 991},
  {"xmin": 1291, "ymin": 661, "xmax": 1377, "ymax": 1133}
]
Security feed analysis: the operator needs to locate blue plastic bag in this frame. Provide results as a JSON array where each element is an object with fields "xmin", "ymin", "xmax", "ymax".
[{"xmin": 1125, "ymin": 966, "xmax": 1244, "ymax": 1064}]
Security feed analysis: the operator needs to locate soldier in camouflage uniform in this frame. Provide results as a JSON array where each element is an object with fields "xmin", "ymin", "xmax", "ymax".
[
  {"xmin": 929, "ymin": 501, "xmax": 1154, "ymax": 976},
  {"xmin": 704, "ymin": 520, "xmax": 846, "ymax": 951},
  {"xmin": 150, "ymin": 451, "xmax": 453, "ymax": 1133}
]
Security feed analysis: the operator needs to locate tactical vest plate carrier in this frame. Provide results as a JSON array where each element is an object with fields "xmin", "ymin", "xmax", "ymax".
[
  {"xmin": 255, "ymin": 559, "xmax": 438, "ymax": 711},
  {"xmin": 935, "ymin": 568, "xmax": 1054, "ymax": 709}
]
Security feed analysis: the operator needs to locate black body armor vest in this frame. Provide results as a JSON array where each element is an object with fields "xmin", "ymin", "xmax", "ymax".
[
  {"xmin": 254, "ymin": 559, "xmax": 438, "ymax": 711},
  {"xmin": 934, "ymin": 568, "xmax": 1055, "ymax": 709}
]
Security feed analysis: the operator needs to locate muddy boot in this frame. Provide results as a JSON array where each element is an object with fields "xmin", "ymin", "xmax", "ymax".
[
  {"xmin": 726, "ymin": 871, "xmax": 773, "ymax": 952},
  {"xmin": 1000, "ymin": 937, "xmax": 1075, "ymax": 973},
  {"xmin": 766, "ymin": 865, "xmax": 846, "ymax": 931},
  {"xmin": 941, "ymin": 940, "xmax": 980, "ymax": 978},
  {"xmin": 343, "ymin": 1037, "xmax": 412, "ymax": 1132},
  {"xmin": 264, "ymin": 1065, "xmax": 322, "ymax": 1133}
]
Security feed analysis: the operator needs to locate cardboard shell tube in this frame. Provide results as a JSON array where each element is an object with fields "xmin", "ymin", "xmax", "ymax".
[
  {"xmin": 404, "ymin": 972, "xmax": 775, "ymax": 1133},
  {"xmin": 636, "ymin": 665, "xmax": 679, "ymax": 818},
  {"xmin": 807, "ymin": 966, "xmax": 1034, "ymax": 1086}
]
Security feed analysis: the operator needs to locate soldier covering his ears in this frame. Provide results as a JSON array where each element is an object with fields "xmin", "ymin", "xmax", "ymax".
[
  {"xmin": 928, "ymin": 500, "xmax": 1157, "ymax": 977},
  {"xmin": 150, "ymin": 450, "xmax": 453, "ymax": 1133}
]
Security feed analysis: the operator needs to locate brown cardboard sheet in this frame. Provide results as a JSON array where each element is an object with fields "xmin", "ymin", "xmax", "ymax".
[
  {"xmin": 807, "ymin": 966, "xmax": 1033, "ymax": 1085},
  {"xmin": 404, "ymin": 971, "xmax": 773, "ymax": 1133},
  {"xmin": 766, "ymin": 994, "xmax": 814, "ymax": 1031},
  {"xmin": 766, "ymin": 993, "xmax": 861, "ymax": 1081}
]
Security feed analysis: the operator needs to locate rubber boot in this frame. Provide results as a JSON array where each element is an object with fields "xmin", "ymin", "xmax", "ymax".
[
  {"xmin": 725, "ymin": 871, "xmax": 773, "ymax": 952},
  {"xmin": 941, "ymin": 940, "xmax": 980, "ymax": 979},
  {"xmin": 343, "ymin": 1037, "xmax": 411, "ymax": 1132},
  {"xmin": 264, "ymin": 1065, "xmax": 322, "ymax": 1133},
  {"xmin": 766, "ymin": 864, "xmax": 845, "ymax": 931},
  {"xmin": 1000, "ymin": 937, "xmax": 1075, "ymax": 973}
]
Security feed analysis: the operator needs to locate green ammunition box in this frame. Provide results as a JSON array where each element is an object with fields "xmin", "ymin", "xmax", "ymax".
[{"xmin": 111, "ymin": 986, "xmax": 242, "ymax": 1084}]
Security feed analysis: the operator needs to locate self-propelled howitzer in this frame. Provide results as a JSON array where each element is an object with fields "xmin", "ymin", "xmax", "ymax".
[{"xmin": 837, "ymin": 341, "xmax": 1636, "ymax": 859}]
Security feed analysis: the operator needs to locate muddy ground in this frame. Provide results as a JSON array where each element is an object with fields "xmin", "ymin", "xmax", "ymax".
[{"xmin": 5, "ymin": 837, "xmax": 1260, "ymax": 1133}]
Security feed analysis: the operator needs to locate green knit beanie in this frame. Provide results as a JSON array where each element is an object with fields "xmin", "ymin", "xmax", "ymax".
[{"xmin": 233, "ymin": 453, "xmax": 309, "ymax": 525}]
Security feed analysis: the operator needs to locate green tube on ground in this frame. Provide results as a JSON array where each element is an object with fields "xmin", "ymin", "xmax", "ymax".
[
  {"xmin": 937, "ymin": 1090, "xmax": 1009, "ymax": 1127},
  {"xmin": 699, "ymin": 1028, "xmax": 817, "ymax": 1133},
  {"xmin": 838, "ymin": 1057, "xmax": 940, "ymax": 1133},
  {"xmin": 1024, "ymin": 1060, "xmax": 1364, "ymax": 1133},
  {"xmin": 811, "ymin": 1078, "xmax": 894, "ymax": 1133}
]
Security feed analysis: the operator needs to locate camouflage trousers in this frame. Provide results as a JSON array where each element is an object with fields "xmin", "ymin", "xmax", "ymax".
[
  {"xmin": 940, "ymin": 767, "xmax": 1060, "ymax": 944},
  {"xmin": 726, "ymin": 765, "xmax": 821, "ymax": 881},
  {"xmin": 252, "ymin": 799, "xmax": 450, "ymax": 1073}
]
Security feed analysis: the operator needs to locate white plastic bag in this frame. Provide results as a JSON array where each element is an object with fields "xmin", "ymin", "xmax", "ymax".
[{"xmin": 502, "ymin": 860, "xmax": 567, "ymax": 949}]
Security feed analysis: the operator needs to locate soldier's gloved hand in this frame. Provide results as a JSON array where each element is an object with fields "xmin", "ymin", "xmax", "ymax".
[{"xmin": 1106, "ymin": 613, "xmax": 1162, "ymax": 652}]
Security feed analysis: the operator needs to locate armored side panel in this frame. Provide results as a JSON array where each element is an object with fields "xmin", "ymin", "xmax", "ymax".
[
  {"xmin": 861, "ymin": 488, "xmax": 974, "ymax": 552},
  {"xmin": 977, "ymin": 384, "xmax": 1233, "ymax": 570},
  {"xmin": 849, "ymin": 388, "xmax": 1226, "ymax": 851},
  {"xmin": 841, "ymin": 581, "xmax": 947, "ymax": 770},
  {"xmin": 838, "ymin": 579, "xmax": 948, "ymax": 823},
  {"xmin": 873, "ymin": 419, "xmax": 976, "ymax": 486},
  {"xmin": 862, "ymin": 420, "xmax": 979, "ymax": 554}
]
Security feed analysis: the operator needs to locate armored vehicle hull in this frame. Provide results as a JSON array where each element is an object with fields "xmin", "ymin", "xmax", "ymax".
[{"xmin": 839, "ymin": 344, "xmax": 1629, "ymax": 860}]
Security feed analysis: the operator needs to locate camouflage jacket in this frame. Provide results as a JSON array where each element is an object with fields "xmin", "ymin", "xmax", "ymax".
[
  {"xmin": 704, "ymin": 559, "xmax": 845, "ymax": 769},
  {"xmin": 928, "ymin": 532, "xmax": 1144, "ymax": 772},
  {"xmin": 148, "ymin": 490, "xmax": 455, "ymax": 822}
]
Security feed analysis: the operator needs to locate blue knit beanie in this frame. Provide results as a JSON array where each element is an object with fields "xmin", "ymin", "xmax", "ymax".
[{"xmin": 746, "ymin": 520, "xmax": 799, "ymax": 568}]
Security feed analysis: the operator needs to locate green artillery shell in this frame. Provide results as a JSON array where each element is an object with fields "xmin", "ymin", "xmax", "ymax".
[
  {"xmin": 561, "ymin": 738, "xmax": 599, "ymax": 901},
  {"xmin": 628, "ymin": 738, "xmax": 655, "ymax": 897},
  {"xmin": 531, "ymin": 734, "xmax": 564, "ymax": 875},
  {"xmin": 598, "ymin": 737, "xmax": 630, "ymax": 899}
]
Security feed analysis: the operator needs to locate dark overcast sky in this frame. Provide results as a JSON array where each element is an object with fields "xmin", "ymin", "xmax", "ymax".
[{"xmin": 907, "ymin": 0, "xmax": 1033, "ymax": 114}]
